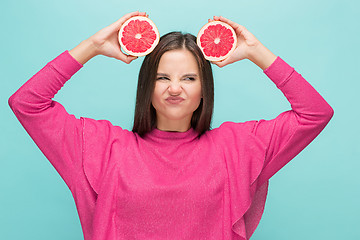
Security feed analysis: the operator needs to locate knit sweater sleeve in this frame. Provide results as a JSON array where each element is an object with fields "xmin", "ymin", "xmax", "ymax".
[
  {"xmin": 214, "ymin": 57, "xmax": 334, "ymax": 240},
  {"xmin": 219, "ymin": 57, "xmax": 334, "ymax": 186},
  {"xmin": 255, "ymin": 57, "xmax": 334, "ymax": 185},
  {"xmin": 8, "ymin": 50, "xmax": 84, "ymax": 191}
]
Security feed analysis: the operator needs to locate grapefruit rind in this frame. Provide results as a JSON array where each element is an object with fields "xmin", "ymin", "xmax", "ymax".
[
  {"xmin": 118, "ymin": 16, "xmax": 160, "ymax": 57},
  {"xmin": 197, "ymin": 21, "xmax": 237, "ymax": 62}
]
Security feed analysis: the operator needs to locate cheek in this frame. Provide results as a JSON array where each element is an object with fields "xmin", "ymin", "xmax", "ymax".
[
  {"xmin": 192, "ymin": 84, "xmax": 203, "ymax": 101},
  {"xmin": 187, "ymin": 85, "xmax": 203, "ymax": 110}
]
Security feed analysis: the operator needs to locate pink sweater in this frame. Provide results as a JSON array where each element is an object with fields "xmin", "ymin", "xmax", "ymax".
[{"xmin": 8, "ymin": 50, "xmax": 333, "ymax": 240}]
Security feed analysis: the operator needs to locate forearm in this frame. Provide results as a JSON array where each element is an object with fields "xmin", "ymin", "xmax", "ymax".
[
  {"xmin": 69, "ymin": 39, "xmax": 99, "ymax": 65},
  {"xmin": 9, "ymin": 51, "xmax": 83, "ymax": 114},
  {"xmin": 247, "ymin": 43, "xmax": 277, "ymax": 71},
  {"xmin": 255, "ymin": 58, "xmax": 334, "ymax": 185},
  {"xmin": 264, "ymin": 57, "xmax": 334, "ymax": 122}
]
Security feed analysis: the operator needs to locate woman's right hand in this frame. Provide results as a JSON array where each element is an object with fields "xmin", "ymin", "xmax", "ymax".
[
  {"xmin": 70, "ymin": 11, "xmax": 148, "ymax": 65},
  {"xmin": 209, "ymin": 16, "xmax": 276, "ymax": 70}
]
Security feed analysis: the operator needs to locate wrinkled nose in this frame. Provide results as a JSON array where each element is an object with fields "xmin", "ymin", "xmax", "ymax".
[{"xmin": 168, "ymin": 82, "xmax": 182, "ymax": 95}]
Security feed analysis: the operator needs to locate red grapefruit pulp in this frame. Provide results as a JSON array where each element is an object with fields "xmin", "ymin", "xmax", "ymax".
[
  {"xmin": 197, "ymin": 21, "xmax": 237, "ymax": 61},
  {"xmin": 118, "ymin": 16, "xmax": 160, "ymax": 56}
]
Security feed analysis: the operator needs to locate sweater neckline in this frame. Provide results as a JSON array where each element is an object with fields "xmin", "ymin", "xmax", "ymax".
[{"xmin": 144, "ymin": 127, "xmax": 199, "ymax": 142}]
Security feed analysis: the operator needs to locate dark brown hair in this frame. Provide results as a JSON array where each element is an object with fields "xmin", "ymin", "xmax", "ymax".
[{"xmin": 132, "ymin": 31, "xmax": 214, "ymax": 137}]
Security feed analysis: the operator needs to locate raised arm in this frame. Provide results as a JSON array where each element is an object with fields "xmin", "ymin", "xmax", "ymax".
[
  {"xmin": 212, "ymin": 16, "xmax": 334, "ymax": 186},
  {"xmin": 69, "ymin": 11, "xmax": 147, "ymax": 64},
  {"xmin": 8, "ymin": 11, "xmax": 147, "ymax": 190},
  {"xmin": 8, "ymin": 50, "xmax": 84, "ymax": 190}
]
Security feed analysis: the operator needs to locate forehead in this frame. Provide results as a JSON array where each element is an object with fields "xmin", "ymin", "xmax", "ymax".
[{"xmin": 157, "ymin": 49, "xmax": 199, "ymax": 74}]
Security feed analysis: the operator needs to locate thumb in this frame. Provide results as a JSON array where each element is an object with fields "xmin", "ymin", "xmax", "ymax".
[
  {"xmin": 211, "ymin": 56, "xmax": 234, "ymax": 68},
  {"xmin": 123, "ymin": 55, "xmax": 138, "ymax": 64},
  {"xmin": 113, "ymin": 49, "xmax": 138, "ymax": 63}
]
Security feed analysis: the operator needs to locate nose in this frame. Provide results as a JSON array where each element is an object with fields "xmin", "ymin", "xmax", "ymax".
[{"xmin": 168, "ymin": 81, "xmax": 182, "ymax": 95}]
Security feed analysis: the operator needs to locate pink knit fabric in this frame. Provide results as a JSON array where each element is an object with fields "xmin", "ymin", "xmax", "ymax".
[{"xmin": 8, "ymin": 50, "xmax": 333, "ymax": 240}]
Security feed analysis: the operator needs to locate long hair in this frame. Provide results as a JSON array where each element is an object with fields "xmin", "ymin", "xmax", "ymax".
[{"xmin": 132, "ymin": 31, "xmax": 214, "ymax": 137}]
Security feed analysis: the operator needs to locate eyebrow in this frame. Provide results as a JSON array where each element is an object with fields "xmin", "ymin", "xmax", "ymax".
[{"xmin": 156, "ymin": 73, "xmax": 198, "ymax": 77}]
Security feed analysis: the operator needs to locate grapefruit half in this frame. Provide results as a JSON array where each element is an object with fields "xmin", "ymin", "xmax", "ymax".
[
  {"xmin": 197, "ymin": 21, "xmax": 237, "ymax": 61},
  {"xmin": 118, "ymin": 16, "xmax": 160, "ymax": 56}
]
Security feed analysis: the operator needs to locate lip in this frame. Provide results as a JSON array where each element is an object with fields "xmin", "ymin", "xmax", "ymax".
[{"xmin": 165, "ymin": 96, "xmax": 185, "ymax": 104}]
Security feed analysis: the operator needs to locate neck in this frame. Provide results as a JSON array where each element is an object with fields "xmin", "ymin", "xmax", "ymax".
[{"xmin": 156, "ymin": 116, "xmax": 192, "ymax": 132}]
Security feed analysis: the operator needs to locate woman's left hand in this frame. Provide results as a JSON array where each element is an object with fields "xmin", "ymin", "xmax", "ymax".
[{"xmin": 209, "ymin": 16, "xmax": 276, "ymax": 70}]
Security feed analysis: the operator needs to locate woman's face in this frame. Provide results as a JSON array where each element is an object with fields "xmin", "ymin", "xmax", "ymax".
[{"xmin": 151, "ymin": 49, "xmax": 202, "ymax": 130}]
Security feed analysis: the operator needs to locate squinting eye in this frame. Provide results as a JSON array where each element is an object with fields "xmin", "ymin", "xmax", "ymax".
[
  {"xmin": 156, "ymin": 77, "xmax": 169, "ymax": 80},
  {"xmin": 184, "ymin": 77, "xmax": 196, "ymax": 81}
]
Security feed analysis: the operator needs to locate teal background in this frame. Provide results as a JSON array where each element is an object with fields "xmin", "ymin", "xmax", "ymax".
[{"xmin": 1, "ymin": 0, "xmax": 359, "ymax": 239}]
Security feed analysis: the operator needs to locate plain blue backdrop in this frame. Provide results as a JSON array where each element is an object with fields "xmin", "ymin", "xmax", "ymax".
[{"xmin": 1, "ymin": 0, "xmax": 359, "ymax": 239}]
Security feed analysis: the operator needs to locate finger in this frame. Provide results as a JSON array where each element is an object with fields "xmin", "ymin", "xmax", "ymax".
[
  {"xmin": 210, "ymin": 61, "xmax": 221, "ymax": 67},
  {"xmin": 126, "ymin": 55, "xmax": 139, "ymax": 64},
  {"xmin": 216, "ymin": 16, "xmax": 246, "ymax": 34},
  {"xmin": 117, "ymin": 53, "xmax": 138, "ymax": 64},
  {"xmin": 211, "ymin": 56, "xmax": 233, "ymax": 68},
  {"xmin": 121, "ymin": 11, "xmax": 147, "ymax": 21},
  {"xmin": 210, "ymin": 59, "xmax": 225, "ymax": 68},
  {"xmin": 113, "ymin": 48, "xmax": 131, "ymax": 62},
  {"xmin": 111, "ymin": 11, "xmax": 147, "ymax": 30},
  {"xmin": 211, "ymin": 60, "xmax": 225, "ymax": 68}
]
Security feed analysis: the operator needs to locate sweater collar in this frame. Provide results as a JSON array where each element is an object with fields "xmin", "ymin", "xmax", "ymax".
[{"xmin": 143, "ymin": 127, "xmax": 199, "ymax": 142}]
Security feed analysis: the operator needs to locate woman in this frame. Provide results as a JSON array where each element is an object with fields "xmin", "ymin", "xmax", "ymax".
[{"xmin": 9, "ymin": 11, "xmax": 333, "ymax": 240}]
